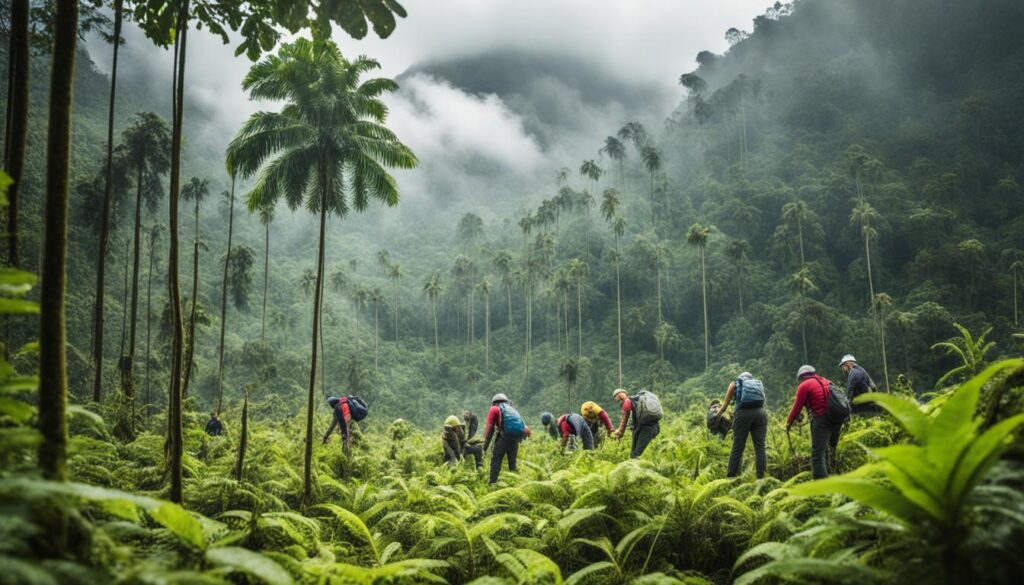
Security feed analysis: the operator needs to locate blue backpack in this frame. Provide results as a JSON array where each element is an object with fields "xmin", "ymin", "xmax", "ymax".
[
  {"xmin": 345, "ymin": 395, "xmax": 369, "ymax": 422},
  {"xmin": 498, "ymin": 403, "xmax": 526, "ymax": 440},
  {"xmin": 736, "ymin": 378, "xmax": 765, "ymax": 409}
]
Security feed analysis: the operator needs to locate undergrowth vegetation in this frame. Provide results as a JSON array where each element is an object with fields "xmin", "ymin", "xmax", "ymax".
[{"xmin": 3, "ymin": 360, "xmax": 1023, "ymax": 584}]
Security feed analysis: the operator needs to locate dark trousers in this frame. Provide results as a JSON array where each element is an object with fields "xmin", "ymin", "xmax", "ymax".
[
  {"xmin": 727, "ymin": 407, "xmax": 767, "ymax": 478},
  {"xmin": 631, "ymin": 421, "xmax": 660, "ymax": 458},
  {"xmin": 489, "ymin": 434, "xmax": 520, "ymax": 484},
  {"xmin": 465, "ymin": 444, "xmax": 483, "ymax": 468},
  {"xmin": 569, "ymin": 416, "xmax": 595, "ymax": 450},
  {"xmin": 443, "ymin": 445, "xmax": 459, "ymax": 466},
  {"xmin": 810, "ymin": 415, "xmax": 842, "ymax": 479}
]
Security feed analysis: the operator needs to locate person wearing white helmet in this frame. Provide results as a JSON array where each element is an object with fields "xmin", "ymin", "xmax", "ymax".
[
  {"xmin": 482, "ymin": 393, "xmax": 531, "ymax": 484},
  {"xmin": 839, "ymin": 354, "xmax": 878, "ymax": 415},
  {"xmin": 787, "ymin": 365, "xmax": 842, "ymax": 478}
]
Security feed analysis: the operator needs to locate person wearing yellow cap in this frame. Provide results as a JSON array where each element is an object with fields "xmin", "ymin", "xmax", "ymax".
[
  {"xmin": 580, "ymin": 401, "xmax": 614, "ymax": 446},
  {"xmin": 441, "ymin": 415, "xmax": 482, "ymax": 468}
]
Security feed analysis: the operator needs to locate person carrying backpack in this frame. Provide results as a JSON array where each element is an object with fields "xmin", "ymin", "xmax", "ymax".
[
  {"xmin": 323, "ymin": 395, "xmax": 368, "ymax": 454},
  {"xmin": 612, "ymin": 388, "xmax": 662, "ymax": 459},
  {"xmin": 580, "ymin": 401, "xmax": 614, "ymax": 446},
  {"xmin": 786, "ymin": 365, "xmax": 848, "ymax": 479},
  {"xmin": 482, "ymin": 393, "xmax": 531, "ymax": 484},
  {"xmin": 714, "ymin": 372, "xmax": 768, "ymax": 479},
  {"xmin": 205, "ymin": 412, "xmax": 224, "ymax": 436},
  {"xmin": 839, "ymin": 354, "xmax": 879, "ymax": 415},
  {"xmin": 540, "ymin": 412, "xmax": 559, "ymax": 439},
  {"xmin": 557, "ymin": 413, "xmax": 595, "ymax": 451}
]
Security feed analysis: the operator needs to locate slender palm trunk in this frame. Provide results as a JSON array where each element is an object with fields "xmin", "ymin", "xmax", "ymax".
[
  {"xmin": 484, "ymin": 290, "xmax": 490, "ymax": 371},
  {"xmin": 393, "ymin": 280, "xmax": 399, "ymax": 344},
  {"xmin": 261, "ymin": 221, "xmax": 269, "ymax": 346},
  {"xmin": 576, "ymin": 275, "xmax": 583, "ymax": 357},
  {"xmin": 233, "ymin": 388, "xmax": 248, "ymax": 480},
  {"xmin": 506, "ymin": 283, "xmax": 513, "ymax": 328},
  {"xmin": 4, "ymin": 0, "xmax": 28, "ymax": 266},
  {"xmin": 737, "ymin": 260, "xmax": 745, "ymax": 317},
  {"xmin": 89, "ymin": 0, "xmax": 122, "ymax": 402},
  {"xmin": 649, "ymin": 173, "xmax": 655, "ymax": 229},
  {"xmin": 879, "ymin": 313, "xmax": 890, "ymax": 391},
  {"xmin": 182, "ymin": 198, "xmax": 200, "ymax": 396},
  {"xmin": 431, "ymin": 298, "xmax": 439, "ymax": 359},
  {"xmin": 125, "ymin": 166, "xmax": 144, "ymax": 431},
  {"xmin": 1013, "ymin": 269, "xmax": 1018, "ymax": 326},
  {"xmin": 216, "ymin": 176, "xmax": 235, "ymax": 414},
  {"xmin": 797, "ymin": 218, "xmax": 805, "ymax": 268},
  {"xmin": 119, "ymin": 236, "xmax": 130, "ymax": 356},
  {"xmin": 145, "ymin": 244, "xmax": 154, "ymax": 421},
  {"xmin": 166, "ymin": 2, "xmax": 190, "ymax": 504},
  {"xmin": 524, "ymin": 282, "xmax": 533, "ymax": 390},
  {"xmin": 374, "ymin": 299, "xmax": 379, "ymax": 371},
  {"xmin": 303, "ymin": 179, "xmax": 328, "ymax": 505},
  {"xmin": 656, "ymin": 256, "xmax": 663, "ymax": 324},
  {"xmin": 700, "ymin": 245, "xmax": 709, "ymax": 372},
  {"xmin": 800, "ymin": 289, "xmax": 808, "ymax": 364},
  {"xmin": 614, "ymin": 235, "xmax": 623, "ymax": 387},
  {"xmin": 37, "ymin": 0, "xmax": 78, "ymax": 481},
  {"xmin": 564, "ymin": 289, "xmax": 570, "ymax": 351}
]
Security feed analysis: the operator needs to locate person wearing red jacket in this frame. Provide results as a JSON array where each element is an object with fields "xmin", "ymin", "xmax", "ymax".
[
  {"xmin": 482, "ymin": 393, "xmax": 531, "ymax": 484},
  {"xmin": 786, "ymin": 365, "xmax": 841, "ymax": 478},
  {"xmin": 580, "ymin": 401, "xmax": 614, "ymax": 446},
  {"xmin": 323, "ymin": 396, "xmax": 353, "ymax": 454},
  {"xmin": 557, "ymin": 413, "xmax": 595, "ymax": 451}
]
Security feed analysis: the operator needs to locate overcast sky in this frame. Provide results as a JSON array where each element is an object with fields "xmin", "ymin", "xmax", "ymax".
[{"xmin": 87, "ymin": 0, "xmax": 770, "ymax": 212}]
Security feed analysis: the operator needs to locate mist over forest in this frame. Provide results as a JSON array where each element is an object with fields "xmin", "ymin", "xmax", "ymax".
[{"xmin": 2, "ymin": 0, "xmax": 1024, "ymax": 583}]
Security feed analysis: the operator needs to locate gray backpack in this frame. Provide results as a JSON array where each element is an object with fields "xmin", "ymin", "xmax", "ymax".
[
  {"xmin": 736, "ymin": 378, "xmax": 766, "ymax": 408},
  {"xmin": 632, "ymin": 390, "xmax": 663, "ymax": 425}
]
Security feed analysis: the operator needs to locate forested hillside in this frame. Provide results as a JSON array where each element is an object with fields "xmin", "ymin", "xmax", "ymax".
[{"xmin": 2, "ymin": 0, "xmax": 1024, "ymax": 583}]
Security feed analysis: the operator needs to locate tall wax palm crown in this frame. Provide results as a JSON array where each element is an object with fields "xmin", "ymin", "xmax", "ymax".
[{"xmin": 226, "ymin": 38, "xmax": 418, "ymax": 216}]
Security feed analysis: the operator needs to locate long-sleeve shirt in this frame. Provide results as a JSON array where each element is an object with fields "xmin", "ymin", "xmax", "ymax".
[
  {"xmin": 584, "ymin": 410, "xmax": 614, "ymax": 433},
  {"xmin": 787, "ymin": 375, "xmax": 829, "ymax": 425},
  {"xmin": 441, "ymin": 425, "xmax": 467, "ymax": 457},
  {"xmin": 324, "ymin": 400, "xmax": 352, "ymax": 441},
  {"xmin": 558, "ymin": 414, "xmax": 587, "ymax": 438},
  {"xmin": 483, "ymin": 404, "xmax": 531, "ymax": 447},
  {"xmin": 464, "ymin": 413, "xmax": 479, "ymax": 439},
  {"xmin": 205, "ymin": 418, "xmax": 224, "ymax": 436},
  {"xmin": 619, "ymin": 398, "xmax": 634, "ymax": 428},
  {"xmin": 847, "ymin": 365, "xmax": 874, "ymax": 412}
]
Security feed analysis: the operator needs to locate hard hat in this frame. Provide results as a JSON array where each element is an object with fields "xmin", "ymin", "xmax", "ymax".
[
  {"xmin": 581, "ymin": 401, "xmax": 601, "ymax": 418},
  {"xmin": 839, "ymin": 354, "xmax": 857, "ymax": 367},
  {"xmin": 326, "ymin": 396, "xmax": 339, "ymax": 406},
  {"xmin": 738, "ymin": 371, "xmax": 753, "ymax": 380},
  {"xmin": 491, "ymin": 393, "xmax": 508, "ymax": 404},
  {"xmin": 796, "ymin": 365, "xmax": 816, "ymax": 379},
  {"xmin": 611, "ymin": 388, "xmax": 628, "ymax": 399},
  {"xmin": 540, "ymin": 412, "xmax": 553, "ymax": 425},
  {"xmin": 445, "ymin": 415, "xmax": 461, "ymax": 428}
]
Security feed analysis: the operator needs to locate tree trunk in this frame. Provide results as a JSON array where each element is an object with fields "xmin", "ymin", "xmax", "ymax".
[
  {"xmin": 124, "ymin": 165, "xmax": 144, "ymax": 432},
  {"xmin": 615, "ymin": 235, "xmax": 623, "ymax": 387},
  {"xmin": 1013, "ymin": 270, "xmax": 1018, "ymax": 326},
  {"xmin": 484, "ymin": 290, "xmax": 490, "ymax": 371},
  {"xmin": 879, "ymin": 309, "xmax": 890, "ymax": 391},
  {"xmin": 393, "ymin": 279, "xmax": 399, "ymax": 344},
  {"xmin": 700, "ymin": 245, "xmax": 709, "ymax": 372},
  {"xmin": 737, "ymin": 260, "xmax": 744, "ymax": 317},
  {"xmin": 119, "ymin": 236, "xmax": 129, "ymax": 356},
  {"xmin": 4, "ymin": 0, "xmax": 29, "ymax": 267},
  {"xmin": 797, "ymin": 217, "xmax": 805, "ymax": 268},
  {"xmin": 577, "ymin": 275, "xmax": 583, "ymax": 357},
  {"xmin": 303, "ymin": 177, "xmax": 328, "ymax": 506},
  {"xmin": 524, "ymin": 282, "xmax": 532, "ymax": 390},
  {"xmin": 145, "ymin": 240, "xmax": 154, "ymax": 421},
  {"xmin": 182, "ymin": 197, "xmax": 200, "ymax": 397},
  {"xmin": 37, "ymin": 0, "xmax": 78, "ymax": 481},
  {"xmin": 800, "ymin": 290, "xmax": 808, "ymax": 364},
  {"xmin": 233, "ymin": 388, "xmax": 248, "ymax": 481},
  {"xmin": 261, "ymin": 219, "xmax": 270, "ymax": 344},
  {"xmin": 431, "ymin": 298, "xmax": 439, "ymax": 360},
  {"xmin": 166, "ymin": 1, "xmax": 190, "ymax": 504},
  {"xmin": 88, "ymin": 0, "xmax": 121, "ymax": 402},
  {"xmin": 216, "ymin": 176, "xmax": 235, "ymax": 414},
  {"xmin": 374, "ymin": 300, "xmax": 379, "ymax": 371},
  {"xmin": 506, "ymin": 283, "xmax": 513, "ymax": 328}
]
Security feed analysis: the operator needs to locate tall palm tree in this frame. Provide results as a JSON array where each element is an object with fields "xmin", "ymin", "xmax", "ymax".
[
  {"xmin": 601, "ymin": 188, "xmax": 624, "ymax": 386},
  {"xmin": 88, "ymin": 0, "xmax": 124, "ymax": 403},
  {"xmin": 850, "ymin": 197, "xmax": 880, "ymax": 319},
  {"xmin": 599, "ymin": 136, "xmax": 627, "ymax": 191},
  {"xmin": 215, "ymin": 178, "xmax": 237, "ymax": 415},
  {"xmin": 258, "ymin": 204, "xmax": 274, "ymax": 347},
  {"xmin": 726, "ymin": 239, "xmax": 749, "ymax": 316},
  {"xmin": 422, "ymin": 273, "xmax": 441, "ymax": 360},
  {"xmin": 567, "ymin": 258, "xmax": 589, "ymax": 357},
  {"xmin": 493, "ymin": 250, "xmax": 514, "ymax": 327},
  {"xmin": 119, "ymin": 112, "xmax": 171, "ymax": 424},
  {"xmin": 37, "ymin": 0, "xmax": 79, "ymax": 481},
  {"xmin": 579, "ymin": 160, "xmax": 603, "ymax": 258},
  {"xmin": 1012, "ymin": 259, "xmax": 1024, "ymax": 327},
  {"xmin": 640, "ymin": 144, "xmax": 662, "ymax": 228},
  {"xmin": 559, "ymin": 357, "xmax": 579, "ymax": 413},
  {"xmin": 180, "ymin": 176, "xmax": 208, "ymax": 397},
  {"xmin": 846, "ymin": 145, "xmax": 870, "ymax": 199},
  {"xmin": 389, "ymin": 263, "xmax": 402, "ymax": 343},
  {"xmin": 781, "ymin": 200, "xmax": 810, "ymax": 268},
  {"xmin": 226, "ymin": 38, "xmax": 417, "ymax": 503},
  {"xmin": 687, "ymin": 223, "xmax": 712, "ymax": 372},
  {"xmin": 4, "ymin": 0, "xmax": 29, "ymax": 268},
  {"xmin": 370, "ymin": 287, "xmax": 383, "ymax": 370},
  {"xmin": 788, "ymin": 266, "xmax": 818, "ymax": 364},
  {"xmin": 477, "ymin": 277, "xmax": 492, "ymax": 371},
  {"xmin": 874, "ymin": 292, "xmax": 893, "ymax": 390},
  {"xmin": 377, "ymin": 249, "xmax": 391, "ymax": 275},
  {"xmin": 693, "ymin": 96, "xmax": 713, "ymax": 169}
]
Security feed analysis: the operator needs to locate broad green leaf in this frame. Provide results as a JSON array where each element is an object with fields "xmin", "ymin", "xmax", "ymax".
[
  {"xmin": 0, "ymin": 268, "xmax": 36, "ymax": 294},
  {"xmin": 949, "ymin": 413, "xmax": 1024, "ymax": 506},
  {"xmin": 0, "ymin": 397, "xmax": 34, "ymax": 422},
  {"xmin": 565, "ymin": 561, "xmax": 616, "ymax": 585},
  {"xmin": 857, "ymin": 393, "xmax": 927, "ymax": 440},
  {"xmin": 205, "ymin": 546, "xmax": 293, "ymax": 585},
  {"xmin": 871, "ymin": 445, "xmax": 941, "ymax": 498},
  {"xmin": 150, "ymin": 502, "xmax": 208, "ymax": 550},
  {"xmin": 0, "ymin": 375, "xmax": 39, "ymax": 394},
  {"xmin": 789, "ymin": 478, "xmax": 930, "ymax": 526},
  {"xmin": 734, "ymin": 558, "xmax": 882, "ymax": 585},
  {"xmin": 0, "ymin": 298, "xmax": 39, "ymax": 314}
]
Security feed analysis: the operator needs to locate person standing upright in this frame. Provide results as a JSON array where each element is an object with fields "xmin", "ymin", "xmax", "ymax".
[
  {"xmin": 714, "ymin": 371, "xmax": 768, "ymax": 479},
  {"xmin": 839, "ymin": 354, "xmax": 878, "ymax": 415},
  {"xmin": 482, "ymin": 393, "xmax": 531, "ymax": 484}
]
